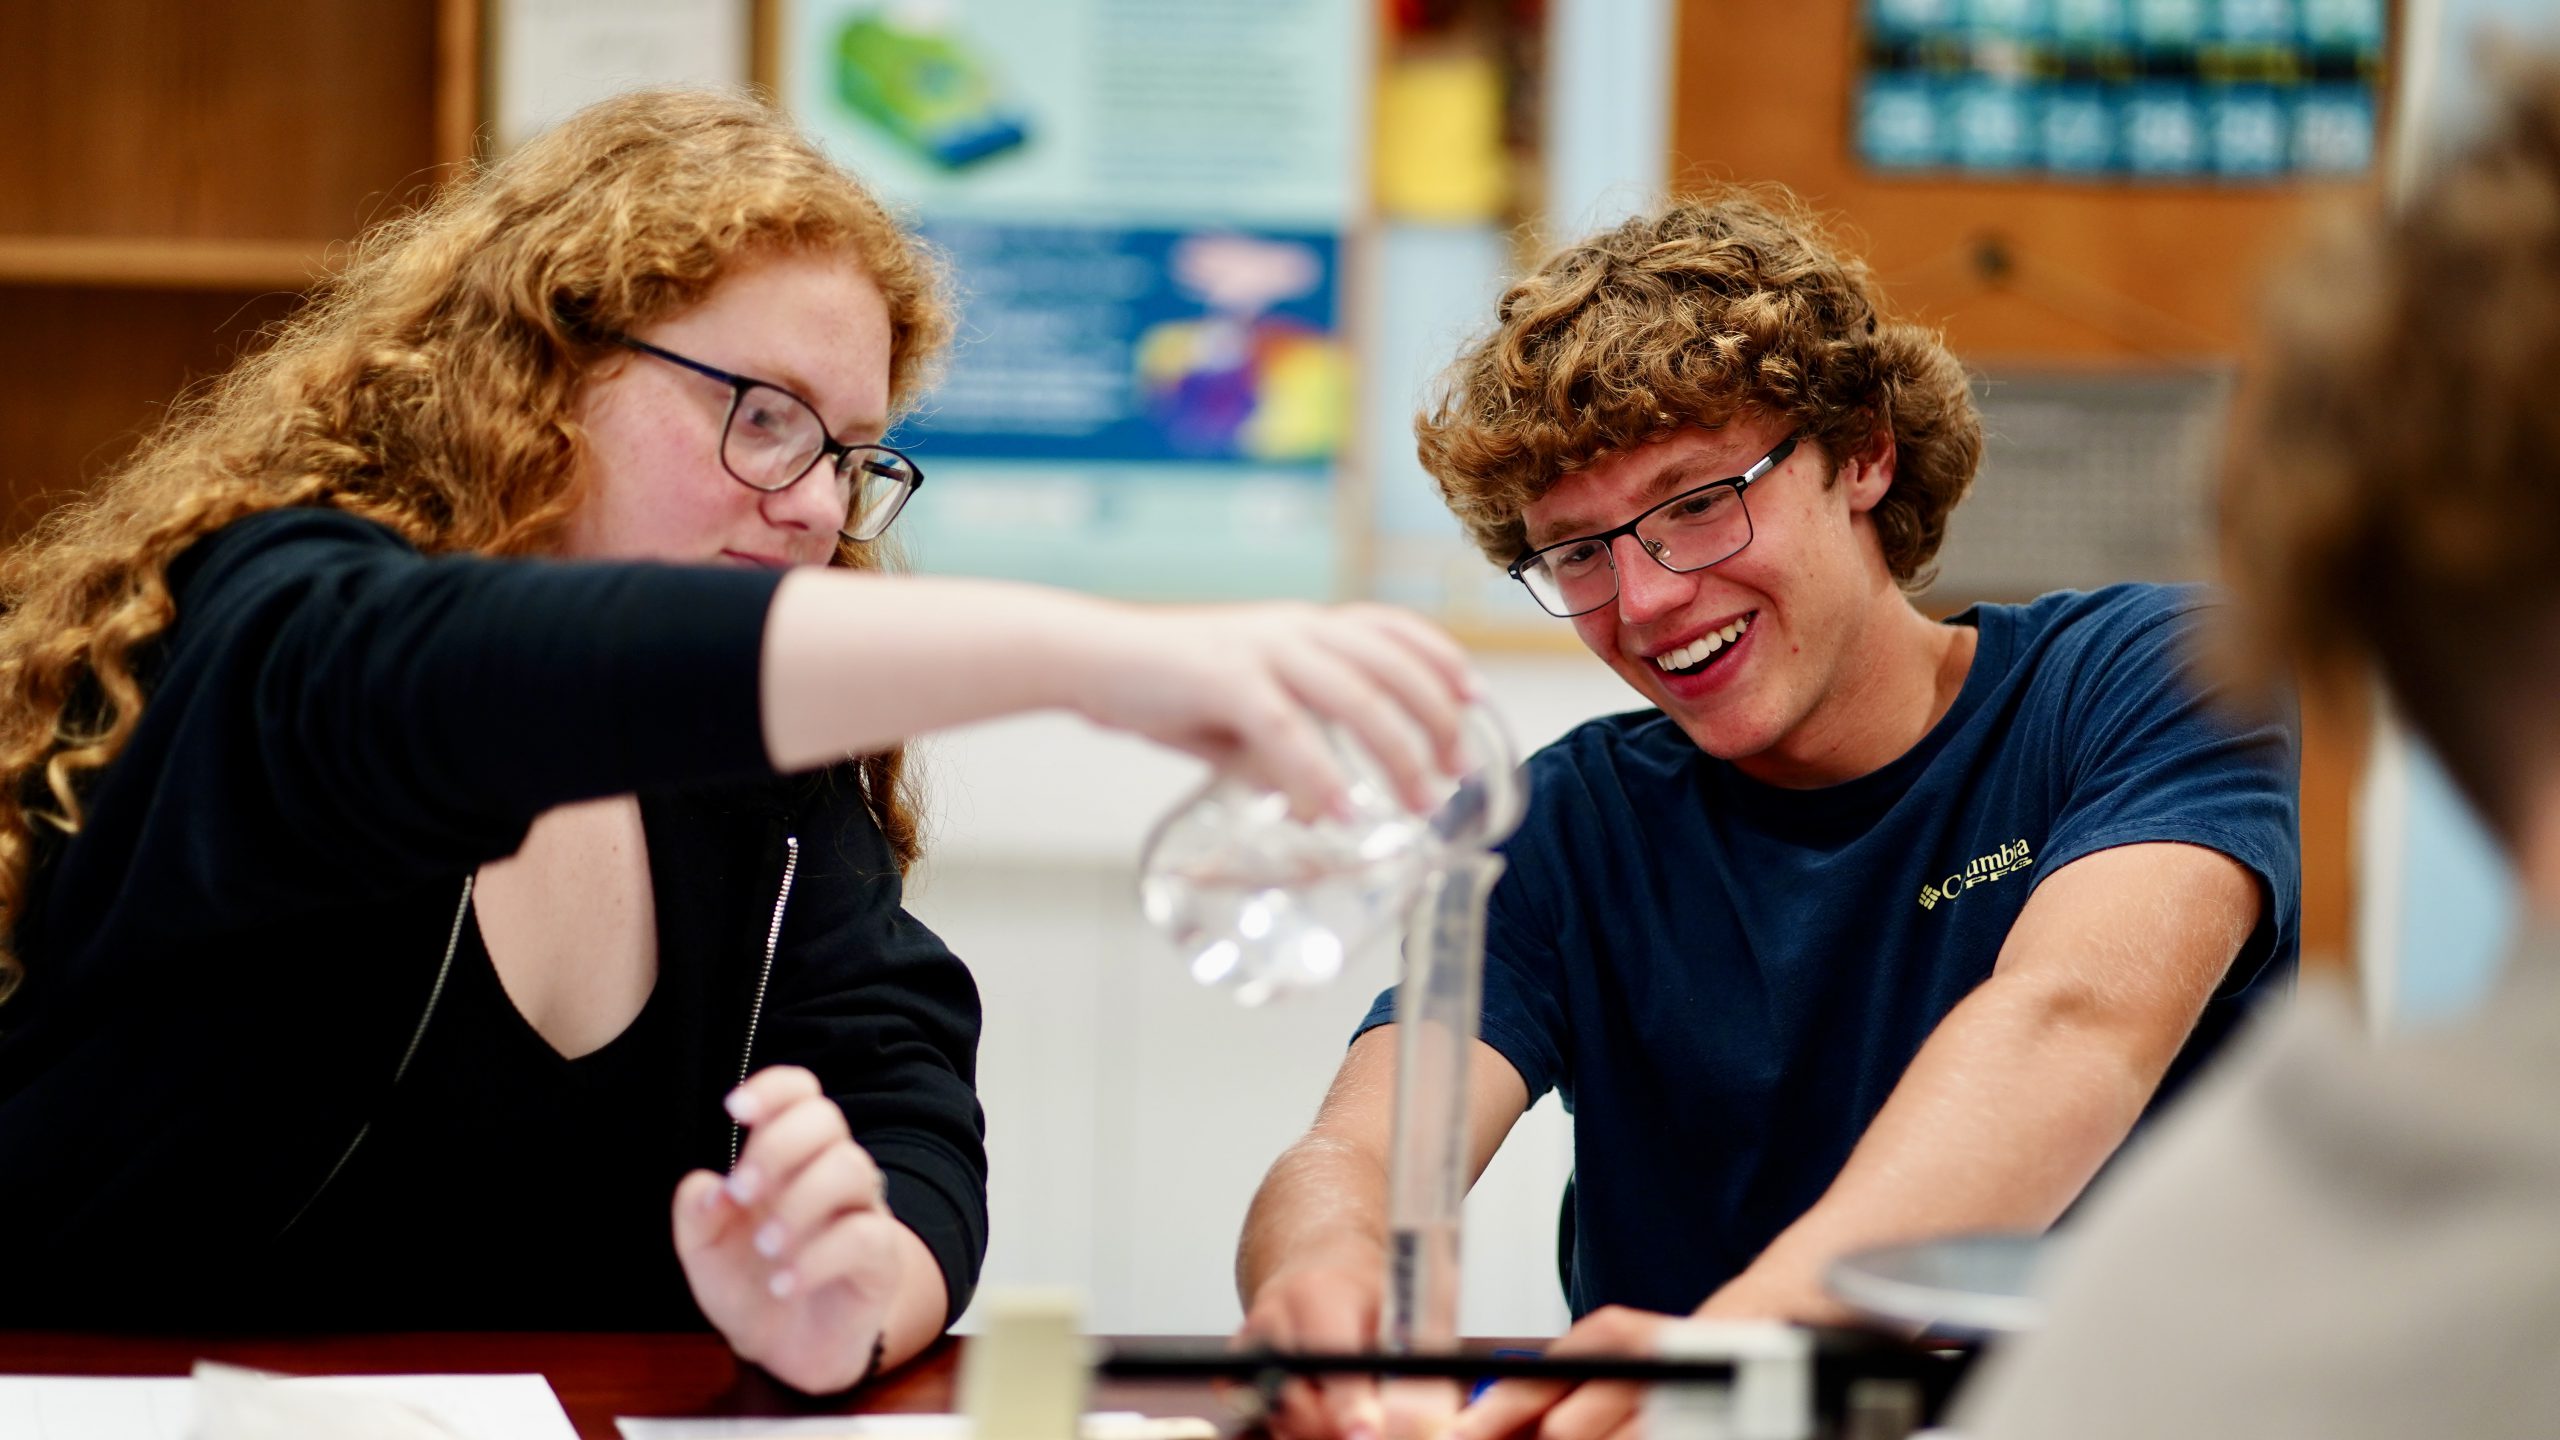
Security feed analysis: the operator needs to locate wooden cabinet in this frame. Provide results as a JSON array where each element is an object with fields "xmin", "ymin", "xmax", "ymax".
[{"xmin": 0, "ymin": 0, "xmax": 479, "ymax": 538}]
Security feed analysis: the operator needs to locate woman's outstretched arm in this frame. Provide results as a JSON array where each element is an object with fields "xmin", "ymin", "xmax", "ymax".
[{"xmin": 761, "ymin": 568, "xmax": 1478, "ymax": 819}]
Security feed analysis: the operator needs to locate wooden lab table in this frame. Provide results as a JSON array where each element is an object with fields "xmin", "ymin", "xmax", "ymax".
[{"xmin": 0, "ymin": 1330, "xmax": 1235, "ymax": 1440}]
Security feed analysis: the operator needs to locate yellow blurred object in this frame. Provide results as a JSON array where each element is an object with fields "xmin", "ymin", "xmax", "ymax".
[
  {"xmin": 1133, "ymin": 320, "xmax": 1205, "ymax": 386},
  {"xmin": 1374, "ymin": 51, "xmax": 1511, "ymax": 222},
  {"xmin": 1241, "ymin": 334, "xmax": 1350, "ymax": 462}
]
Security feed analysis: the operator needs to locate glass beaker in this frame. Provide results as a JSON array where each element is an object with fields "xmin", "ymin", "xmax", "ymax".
[{"xmin": 1137, "ymin": 705, "xmax": 1524, "ymax": 1006}]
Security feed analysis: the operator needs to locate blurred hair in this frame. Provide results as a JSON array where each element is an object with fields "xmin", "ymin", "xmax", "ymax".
[
  {"xmin": 0, "ymin": 87, "xmax": 952, "ymax": 1003},
  {"xmin": 1415, "ymin": 185, "xmax": 1981, "ymax": 586},
  {"xmin": 2221, "ymin": 55, "xmax": 2560, "ymax": 839}
]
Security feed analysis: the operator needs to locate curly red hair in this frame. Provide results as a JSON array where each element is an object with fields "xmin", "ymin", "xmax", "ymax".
[{"xmin": 0, "ymin": 88, "xmax": 951, "ymax": 1003}]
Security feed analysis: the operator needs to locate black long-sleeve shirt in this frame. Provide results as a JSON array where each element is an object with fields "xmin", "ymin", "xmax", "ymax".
[{"xmin": 0, "ymin": 508, "xmax": 988, "ymax": 1329}]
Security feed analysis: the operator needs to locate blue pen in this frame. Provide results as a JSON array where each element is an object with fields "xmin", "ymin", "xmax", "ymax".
[{"xmin": 1469, "ymin": 1348, "xmax": 1546, "ymax": 1403}]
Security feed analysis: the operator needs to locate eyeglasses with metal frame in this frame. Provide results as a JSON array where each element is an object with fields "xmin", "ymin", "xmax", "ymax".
[
  {"xmin": 1506, "ymin": 433, "xmax": 1800, "ymax": 618},
  {"xmin": 612, "ymin": 334, "xmax": 924, "ymax": 544}
]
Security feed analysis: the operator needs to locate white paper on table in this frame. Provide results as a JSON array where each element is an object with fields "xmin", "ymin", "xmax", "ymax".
[
  {"xmin": 0, "ymin": 1370, "xmax": 580, "ymax": 1440},
  {"xmin": 617, "ymin": 1412, "xmax": 1218, "ymax": 1440}
]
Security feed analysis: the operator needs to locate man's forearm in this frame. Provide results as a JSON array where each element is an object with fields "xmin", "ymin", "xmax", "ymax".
[
  {"xmin": 1737, "ymin": 971, "xmax": 2169, "ymax": 1298},
  {"xmin": 1237, "ymin": 1133, "xmax": 1393, "ymax": 1305},
  {"xmin": 1722, "ymin": 843, "xmax": 2259, "ymax": 1315}
]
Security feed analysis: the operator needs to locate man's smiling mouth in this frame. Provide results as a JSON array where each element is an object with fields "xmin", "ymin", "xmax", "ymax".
[{"xmin": 1653, "ymin": 613, "xmax": 1754, "ymax": 677}]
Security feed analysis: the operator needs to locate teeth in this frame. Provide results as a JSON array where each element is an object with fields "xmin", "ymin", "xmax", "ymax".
[{"xmin": 1653, "ymin": 615, "xmax": 1752, "ymax": 673}]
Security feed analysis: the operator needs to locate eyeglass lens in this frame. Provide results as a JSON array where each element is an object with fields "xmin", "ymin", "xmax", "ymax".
[
  {"xmin": 842, "ymin": 449, "xmax": 920, "ymax": 541},
  {"xmin": 720, "ymin": 382, "xmax": 918, "ymax": 540},
  {"xmin": 1520, "ymin": 485, "xmax": 1753, "ymax": 617}
]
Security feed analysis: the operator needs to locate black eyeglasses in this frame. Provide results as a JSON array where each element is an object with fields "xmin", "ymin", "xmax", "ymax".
[
  {"xmin": 613, "ymin": 335, "xmax": 923, "ymax": 544},
  {"xmin": 1507, "ymin": 434, "xmax": 1800, "ymax": 618}
]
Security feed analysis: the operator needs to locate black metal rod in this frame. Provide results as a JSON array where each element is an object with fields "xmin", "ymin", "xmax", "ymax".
[{"xmin": 1098, "ymin": 1349, "xmax": 1738, "ymax": 1384}]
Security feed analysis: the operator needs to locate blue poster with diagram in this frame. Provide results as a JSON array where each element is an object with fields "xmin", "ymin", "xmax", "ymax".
[
  {"xmin": 908, "ymin": 224, "xmax": 1343, "ymax": 469},
  {"xmin": 782, "ymin": 0, "xmax": 1361, "ymax": 601}
]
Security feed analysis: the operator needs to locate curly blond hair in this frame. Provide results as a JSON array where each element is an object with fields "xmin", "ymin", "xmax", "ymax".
[
  {"xmin": 1417, "ymin": 186, "xmax": 1981, "ymax": 588},
  {"xmin": 0, "ymin": 87, "xmax": 952, "ymax": 1003},
  {"xmin": 2222, "ymin": 56, "xmax": 2560, "ymax": 838}
]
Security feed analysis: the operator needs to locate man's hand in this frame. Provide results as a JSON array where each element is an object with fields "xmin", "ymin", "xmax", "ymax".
[
  {"xmin": 1448, "ymin": 1306, "xmax": 1676, "ymax": 1440},
  {"xmin": 1237, "ymin": 1240, "xmax": 1388, "ymax": 1440},
  {"xmin": 1233, "ymin": 1032, "xmax": 1532, "ymax": 1439},
  {"xmin": 673, "ymin": 1065, "xmax": 906, "ymax": 1393}
]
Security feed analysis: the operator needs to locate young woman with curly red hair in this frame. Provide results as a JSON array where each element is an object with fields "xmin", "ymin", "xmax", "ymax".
[{"xmin": 0, "ymin": 89, "xmax": 1472, "ymax": 1391}]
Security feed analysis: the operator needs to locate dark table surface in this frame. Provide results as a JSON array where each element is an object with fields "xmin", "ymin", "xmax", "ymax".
[{"xmin": 0, "ymin": 1330, "xmax": 1239, "ymax": 1439}]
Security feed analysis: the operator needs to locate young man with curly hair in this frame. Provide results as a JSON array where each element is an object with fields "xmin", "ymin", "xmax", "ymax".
[{"xmin": 1233, "ymin": 188, "xmax": 2301, "ymax": 1440}]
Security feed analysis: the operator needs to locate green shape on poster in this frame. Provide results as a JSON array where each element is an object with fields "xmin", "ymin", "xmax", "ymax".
[{"xmin": 835, "ymin": 11, "xmax": 1030, "ymax": 170}]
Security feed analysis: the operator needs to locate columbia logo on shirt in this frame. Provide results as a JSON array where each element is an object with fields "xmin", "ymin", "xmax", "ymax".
[{"xmin": 1917, "ymin": 838, "xmax": 2037, "ymax": 911}]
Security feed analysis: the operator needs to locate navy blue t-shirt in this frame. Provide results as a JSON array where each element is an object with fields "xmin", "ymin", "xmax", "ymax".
[{"xmin": 1358, "ymin": 583, "xmax": 2299, "ymax": 1318}]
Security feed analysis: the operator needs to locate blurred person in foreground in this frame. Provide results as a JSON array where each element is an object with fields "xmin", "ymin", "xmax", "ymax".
[
  {"xmin": 1959, "ymin": 54, "xmax": 2560, "ymax": 1440},
  {"xmin": 1234, "ymin": 184, "xmax": 2301, "ymax": 1439}
]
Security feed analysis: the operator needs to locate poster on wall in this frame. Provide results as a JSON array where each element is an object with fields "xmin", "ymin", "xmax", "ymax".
[
  {"xmin": 782, "ymin": 0, "xmax": 1364, "ymax": 599},
  {"xmin": 1855, "ymin": 0, "xmax": 2386, "ymax": 181}
]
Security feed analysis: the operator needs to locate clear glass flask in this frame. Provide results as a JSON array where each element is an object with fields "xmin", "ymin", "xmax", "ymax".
[{"xmin": 1137, "ymin": 706, "xmax": 1524, "ymax": 1007}]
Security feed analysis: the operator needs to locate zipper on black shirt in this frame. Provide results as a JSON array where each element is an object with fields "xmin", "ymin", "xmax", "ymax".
[
  {"xmin": 277, "ymin": 875, "xmax": 474, "ymax": 1237},
  {"xmin": 730, "ymin": 834, "xmax": 798, "ymax": 1167}
]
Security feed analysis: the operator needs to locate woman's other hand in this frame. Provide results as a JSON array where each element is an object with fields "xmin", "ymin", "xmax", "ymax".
[{"xmin": 673, "ymin": 1065, "xmax": 941, "ymax": 1393}]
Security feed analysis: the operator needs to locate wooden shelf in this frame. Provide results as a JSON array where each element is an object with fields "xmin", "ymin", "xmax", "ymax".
[
  {"xmin": 0, "ymin": 0, "xmax": 472, "ymax": 545},
  {"xmin": 0, "ymin": 236, "xmax": 340, "ymax": 292}
]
